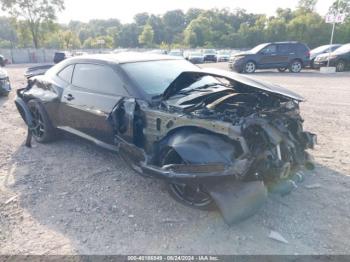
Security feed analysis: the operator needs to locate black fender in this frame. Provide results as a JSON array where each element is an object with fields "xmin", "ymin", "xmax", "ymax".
[
  {"xmin": 14, "ymin": 96, "xmax": 36, "ymax": 147},
  {"xmin": 14, "ymin": 96, "xmax": 35, "ymax": 128},
  {"xmin": 160, "ymin": 128, "xmax": 238, "ymax": 165}
]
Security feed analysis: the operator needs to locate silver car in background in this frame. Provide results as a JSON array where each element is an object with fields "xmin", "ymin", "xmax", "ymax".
[{"xmin": 0, "ymin": 68, "xmax": 11, "ymax": 96}]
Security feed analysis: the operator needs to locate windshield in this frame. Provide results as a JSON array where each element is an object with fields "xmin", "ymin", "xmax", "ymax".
[
  {"xmin": 218, "ymin": 51, "xmax": 230, "ymax": 55},
  {"xmin": 333, "ymin": 44, "xmax": 350, "ymax": 54},
  {"xmin": 250, "ymin": 43, "xmax": 269, "ymax": 54},
  {"xmin": 311, "ymin": 45, "xmax": 330, "ymax": 54},
  {"xmin": 169, "ymin": 51, "xmax": 182, "ymax": 56},
  {"xmin": 203, "ymin": 49, "xmax": 216, "ymax": 54},
  {"xmin": 190, "ymin": 52, "xmax": 202, "ymax": 56},
  {"xmin": 121, "ymin": 60, "xmax": 219, "ymax": 97}
]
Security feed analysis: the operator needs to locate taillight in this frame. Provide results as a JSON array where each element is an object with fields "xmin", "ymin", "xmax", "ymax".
[{"xmin": 306, "ymin": 51, "xmax": 310, "ymax": 58}]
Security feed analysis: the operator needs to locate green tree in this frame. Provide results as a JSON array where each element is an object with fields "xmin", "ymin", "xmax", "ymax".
[
  {"xmin": 138, "ymin": 24, "xmax": 154, "ymax": 47},
  {"xmin": 118, "ymin": 23, "xmax": 140, "ymax": 48},
  {"xmin": 134, "ymin": 13, "xmax": 149, "ymax": 26},
  {"xmin": 297, "ymin": 0, "xmax": 318, "ymax": 12},
  {"xmin": 0, "ymin": 17, "xmax": 17, "ymax": 47},
  {"xmin": 147, "ymin": 15, "xmax": 165, "ymax": 44},
  {"xmin": 60, "ymin": 30, "xmax": 81, "ymax": 49},
  {"xmin": 163, "ymin": 10, "xmax": 186, "ymax": 43},
  {"xmin": 329, "ymin": 0, "xmax": 350, "ymax": 15},
  {"xmin": 0, "ymin": 0, "xmax": 65, "ymax": 48},
  {"xmin": 184, "ymin": 15, "xmax": 211, "ymax": 47}
]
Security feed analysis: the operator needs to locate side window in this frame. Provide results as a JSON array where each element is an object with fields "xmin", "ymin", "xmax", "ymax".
[
  {"xmin": 297, "ymin": 44, "xmax": 308, "ymax": 53},
  {"xmin": 331, "ymin": 46, "xmax": 339, "ymax": 52},
  {"xmin": 57, "ymin": 64, "xmax": 74, "ymax": 83},
  {"xmin": 72, "ymin": 63, "xmax": 128, "ymax": 96},
  {"xmin": 278, "ymin": 44, "xmax": 290, "ymax": 54},
  {"xmin": 262, "ymin": 45, "xmax": 277, "ymax": 54}
]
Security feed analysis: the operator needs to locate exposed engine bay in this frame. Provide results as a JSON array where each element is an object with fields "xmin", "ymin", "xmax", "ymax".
[{"xmin": 109, "ymin": 69, "xmax": 317, "ymax": 224}]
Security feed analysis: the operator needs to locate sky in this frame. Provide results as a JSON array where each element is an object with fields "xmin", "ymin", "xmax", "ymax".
[
  {"xmin": 56, "ymin": 0, "xmax": 336, "ymax": 24},
  {"xmin": 0, "ymin": 0, "xmax": 336, "ymax": 23}
]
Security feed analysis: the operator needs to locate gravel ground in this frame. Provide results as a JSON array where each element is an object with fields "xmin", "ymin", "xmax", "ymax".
[{"xmin": 0, "ymin": 63, "xmax": 350, "ymax": 255}]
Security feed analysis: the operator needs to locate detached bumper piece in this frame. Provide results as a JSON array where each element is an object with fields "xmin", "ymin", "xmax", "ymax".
[{"xmin": 207, "ymin": 180, "xmax": 267, "ymax": 225}]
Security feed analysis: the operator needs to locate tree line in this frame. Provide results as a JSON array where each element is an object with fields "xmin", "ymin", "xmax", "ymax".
[{"xmin": 0, "ymin": 0, "xmax": 349, "ymax": 50}]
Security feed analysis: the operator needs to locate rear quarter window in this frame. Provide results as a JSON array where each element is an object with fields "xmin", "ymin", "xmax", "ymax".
[
  {"xmin": 57, "ymin": 64, "xmax": 74, "ymax": 83},
  {"xmin": 297, "ymin": 44, "xmax": 309, "ymax": 53}
]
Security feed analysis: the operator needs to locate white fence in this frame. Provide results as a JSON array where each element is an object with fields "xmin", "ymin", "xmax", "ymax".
[
  {"xmin": 0, "ymin": 49, "xmax": 114, "ymax": 64},
  {"xmin": 0, "ymin": 49, "xmax": 58, "ymax": 64}
]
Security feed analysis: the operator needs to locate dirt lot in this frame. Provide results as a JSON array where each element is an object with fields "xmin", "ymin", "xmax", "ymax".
[{"xmin": 1, "ymin": 63, "xmax": 350, "ymax": 255}]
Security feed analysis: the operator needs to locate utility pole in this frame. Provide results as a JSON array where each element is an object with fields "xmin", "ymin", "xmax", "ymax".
[{"xmin": 327, "ymin": 0, "xmax": 340, "ymax": 67}]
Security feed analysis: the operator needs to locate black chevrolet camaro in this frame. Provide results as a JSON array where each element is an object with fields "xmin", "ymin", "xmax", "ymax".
[{"xmin": 15, "ymin": 52, "xmax": 316, "ymax": 224}]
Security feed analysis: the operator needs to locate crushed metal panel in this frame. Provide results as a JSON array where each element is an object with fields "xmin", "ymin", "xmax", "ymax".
[
  {"xmin": 163, "ymin": 68, "xmax": 305, "ymax": 101},
  {"xmin": 207, "ymin": 180, "xmax": 268, "ymax": 225}
]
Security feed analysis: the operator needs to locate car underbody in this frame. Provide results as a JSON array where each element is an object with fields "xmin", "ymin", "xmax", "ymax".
[{"xmin": 15, "ymin": 66, "xmax": 316, "ymax": 225}]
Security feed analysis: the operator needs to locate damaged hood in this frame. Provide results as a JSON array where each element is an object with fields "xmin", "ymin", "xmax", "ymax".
[{"xmin": 163, "ymin": 68, "xmax": 304, "ymax": 102}]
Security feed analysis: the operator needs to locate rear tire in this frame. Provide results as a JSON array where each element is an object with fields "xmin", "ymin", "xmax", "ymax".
[
  {"xmin": 289, "ymin": 60, "xmax": 302, "ymax": 73},
  {"xmin": 160, "ymin": 147, "xmax": 216, "ymax": 210},
  {"xmin": 28, "ymin": 99, "xmax": 56, "ymax": 143}
]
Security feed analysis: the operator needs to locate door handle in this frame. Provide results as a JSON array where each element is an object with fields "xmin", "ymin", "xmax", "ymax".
[{"xmin": 64, "ymin": 94, "xmax": 74, "ymax": 101}]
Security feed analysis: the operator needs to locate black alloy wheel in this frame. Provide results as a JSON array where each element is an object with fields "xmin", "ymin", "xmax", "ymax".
[{"xmin": 161, "ymin": 147, "xmax": 215, "ymax": 210}]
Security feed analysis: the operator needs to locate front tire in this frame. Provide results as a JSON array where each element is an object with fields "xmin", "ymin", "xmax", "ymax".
[
  {"xmin": 160, "ymin": 147, "xmax": 215, "ymax": 210},
  {"xmin": 289, "ymin": 60, "xmax": 302, "ymax": 73},
  {"xmin": 28, "ymin": 99, "xmax": 56, "ymax": 143},
  {"xmin": 243, "ymin": 61, "xmax": 256, "ymax": 74}
]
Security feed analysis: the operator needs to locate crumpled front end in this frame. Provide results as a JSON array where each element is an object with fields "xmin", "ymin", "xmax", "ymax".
[{"xmin": 108, "ymin": 70, "xmax": 317, "ymax": 225}]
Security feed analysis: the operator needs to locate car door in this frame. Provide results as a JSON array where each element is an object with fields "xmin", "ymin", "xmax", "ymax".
[
  {"xmin": 276, "ymin": 44, "xmax": 291, "ymax": 67},
  {"xmin": 60, "ymin": 63, "xmax": 129, "ymax": 144},
  {"xmin": 256, "ymin": 44, "xmax": 280, "ymax": 68}
]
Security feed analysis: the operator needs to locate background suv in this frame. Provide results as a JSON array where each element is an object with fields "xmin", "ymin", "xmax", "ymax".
[
  {"xmin": 314, "ymin": 43, "xmax": 350, "ymax": 72},
  {"xmin": 53, "ymin": 51, "xmax": 71, "ymax": 64},
  {"xmin": 229, "ymin": 42, "xmax": 310, "ymax": 73}
]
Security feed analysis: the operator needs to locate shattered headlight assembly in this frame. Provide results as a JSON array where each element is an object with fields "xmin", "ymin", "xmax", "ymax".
[
  {"xmin": 283, "ymin": 100, "xmax": 300, "ymax": 114},
  {"xmin": 285, "ymin": 101, "xmax": 296, "ymax": 110}
]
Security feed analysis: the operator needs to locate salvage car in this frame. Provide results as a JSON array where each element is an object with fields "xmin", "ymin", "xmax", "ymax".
[
  {"xmin": 15, "ymin": 53, "xmax": 316, "ymax": 224},
  {"xmin": 0, "ymin": 68, "xmax": 11, "ymax": 96},
  {"xmin": 314, "ymin": 43, "xmax": 350, "ymax": 72}
]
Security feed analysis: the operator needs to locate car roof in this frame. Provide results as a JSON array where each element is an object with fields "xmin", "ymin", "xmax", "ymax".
[
  {"xmin": 268, "ymin": 41, "xmax": 304, "ymax": 45},
  {"xmin": 66, "ymin": 52, "xmax": 181, "ymax": 64}
]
